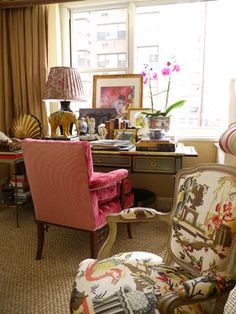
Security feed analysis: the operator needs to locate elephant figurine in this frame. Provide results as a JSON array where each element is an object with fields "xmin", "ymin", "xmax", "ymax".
[{"xmin": 49, "ymin": 111, "xmax": 78, "ymax": 137}]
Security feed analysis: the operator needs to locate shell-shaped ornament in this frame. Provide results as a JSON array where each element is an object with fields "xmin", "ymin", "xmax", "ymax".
[{"xmin": 9, "ymin": 114, "xmax": 42, "ymax": 139}]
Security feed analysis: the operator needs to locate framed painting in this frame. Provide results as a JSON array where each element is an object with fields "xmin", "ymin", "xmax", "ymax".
[
  {"xmin": 92, "ymin": 74, "xmax": 143, "ymax": 118},
  {"xmin": 114, "ymin": 129, "xmax": 137, "ymax": 144}
]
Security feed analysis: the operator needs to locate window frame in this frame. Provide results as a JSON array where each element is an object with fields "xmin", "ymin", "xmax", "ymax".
[{"xmin": 60, "ymin": 0, "xmax": 228, "ymax": 141}]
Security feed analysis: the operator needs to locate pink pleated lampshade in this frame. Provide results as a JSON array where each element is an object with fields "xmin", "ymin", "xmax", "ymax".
[{"xmin": 44, "ymin": 66, "xmax": 85, "ymax": 101}]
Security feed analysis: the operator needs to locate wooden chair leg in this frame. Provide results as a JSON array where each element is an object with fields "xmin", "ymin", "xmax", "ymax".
[
  {"xmin": 90, "ymin": 231, "xmax": 98, "ymax": 259},
  {"xmin": 36, "ymin": 221, "xmax": 45, "ymax": 260},
  {"xmin": 127, "ymin": 223, "xmax": 132, "ymax": 239}
]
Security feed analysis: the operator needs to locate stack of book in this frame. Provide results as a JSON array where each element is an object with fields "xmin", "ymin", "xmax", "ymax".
[
  {"xmin": 136, "ymin": 138, "xmax": 177, "ymax": 152},
  {"xmin": 10, "ymin": 174, "xmax": 31, "ymax": 201}
]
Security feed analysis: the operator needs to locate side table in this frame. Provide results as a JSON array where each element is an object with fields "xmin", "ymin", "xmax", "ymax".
[{"xmin": 0, "ymin": 150, "xmax": 26, "ymax": 227}]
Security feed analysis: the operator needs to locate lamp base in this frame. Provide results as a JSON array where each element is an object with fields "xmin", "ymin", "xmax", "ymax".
[
  {"xmin": 60, "ymin": 101, "xmax": 72, "ymax": 112},
  {"xmin": 59, "ymin": 101, "xmax": 74, "ymax": 135}
]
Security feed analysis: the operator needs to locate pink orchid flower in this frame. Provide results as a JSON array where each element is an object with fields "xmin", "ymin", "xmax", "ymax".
[
  {"xmin": 152, "ymin": 72, "xmax": 158, "ymax": 80},
  {"xmin": 141, "ymin": 70, "xmax": 147, "ymax": 77},
  {"xmin": 173, "ymin": 64, "xmax": 180, "ymax": 72},
  {"xmin": 143, "ymin": 76, "xmax": 148, "ymax": 84},
  {"xmin": 161, "ymin": 67, "xmax": 171, "ymax": 76}
]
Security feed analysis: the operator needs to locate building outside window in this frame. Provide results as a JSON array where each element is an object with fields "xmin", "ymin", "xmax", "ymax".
[{"xmin": 67, "ymin": 0, "xmax": 236, "ymax": 138}]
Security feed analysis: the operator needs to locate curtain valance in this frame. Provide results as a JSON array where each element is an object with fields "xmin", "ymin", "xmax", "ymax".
[{"xmin": 0, "ymin": 0, "xmax": 82, "ymax": 9}]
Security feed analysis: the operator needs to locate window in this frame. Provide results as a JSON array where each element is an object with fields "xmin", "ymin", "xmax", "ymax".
[{"xmin": 67, "ymin": 0, "xmax": 236, "ymax": 138}]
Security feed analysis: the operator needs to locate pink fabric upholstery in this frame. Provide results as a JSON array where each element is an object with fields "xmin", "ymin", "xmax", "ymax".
[
  {"xmin": 89, "ymin": 171, "xmax": 129, "ymax": 190},
  {"xmin": 21, "ymin": 139, "xmax": 133, "ymax": 231}
]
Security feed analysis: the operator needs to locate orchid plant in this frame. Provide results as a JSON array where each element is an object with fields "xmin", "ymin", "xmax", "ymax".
[{"xmin": 141, "ymin": 59, "xmax": 185, "ymax": 117}]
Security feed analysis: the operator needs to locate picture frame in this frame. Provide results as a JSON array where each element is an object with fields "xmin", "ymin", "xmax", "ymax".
[
  {"xmin": 79, "ymin": 108, "xmax": 117, "ymax": 132},
  {"xmin": 114, "ymin": 129, "xmax": 137, "ymax": 144},
  {"xmin": 92, "ymin": 74, "xmax": 143, "ymax": 118},
  {"xmin": 128, "ymin": 108, "xmax": 153, "ymax": 127}
]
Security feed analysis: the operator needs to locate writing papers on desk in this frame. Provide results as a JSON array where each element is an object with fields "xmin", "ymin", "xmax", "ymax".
[{"xmin": 90, "ymin": 140, "xmax": 135, "ymax": 151}]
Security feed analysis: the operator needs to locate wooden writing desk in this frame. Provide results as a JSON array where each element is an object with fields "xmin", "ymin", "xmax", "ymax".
[{"xmin": 92, "ymin": 145, "xmax": 198, "ymax": 174}]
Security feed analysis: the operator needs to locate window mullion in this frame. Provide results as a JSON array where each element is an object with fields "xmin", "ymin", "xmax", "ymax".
[{"xmin": 128, "ymin": 1, "xmax": 135, "ymax": 73}]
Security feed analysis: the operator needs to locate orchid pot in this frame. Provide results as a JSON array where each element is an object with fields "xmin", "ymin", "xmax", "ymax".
[
  {"xmin": 140, "ymin": 60, "xmax": 186, "ymax": 140},
  {"xmin": 147, "ymin": 116, "xmax": 170, "ymax": 131}
]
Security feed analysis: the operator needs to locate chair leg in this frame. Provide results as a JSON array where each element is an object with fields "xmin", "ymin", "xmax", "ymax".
[
  {"xmin": 127, "ymin": 223, "xmax": 132, "ymax": 239},
  {"xmin": 90, "ymin": 231, "xmax": 98, "ymax": 259},
  {"xmin": 36, "ymin": 221, "xmax": 45, "ymax": 260}
]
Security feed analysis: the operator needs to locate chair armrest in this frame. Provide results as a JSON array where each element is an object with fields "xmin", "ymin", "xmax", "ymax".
[
  {"xmin": 156, "ymin": 272, "xmax": 235, "ymax": 314},
  {"xmin": 89, "ymin": 169, "xmax": 128, "ymax": 191},
  {"xmin": 98, "ymin": 207, "xmax": 169, "ymax": 259},
  {"xmin": 177, "ymin": 272, "xmax": 235, "ymax": 300}
]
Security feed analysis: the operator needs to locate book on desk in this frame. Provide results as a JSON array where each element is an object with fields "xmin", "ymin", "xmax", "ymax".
[
  {"xmin": 0, "ymin": 150, "xmax": 23, "ymax": 159},
  {"xmin": 136, "ymin": 138, "xmax": 176, "ymax": 152}
]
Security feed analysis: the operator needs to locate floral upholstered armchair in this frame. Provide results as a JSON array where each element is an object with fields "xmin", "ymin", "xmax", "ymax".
[
  {"xmin": 22, "ymin": 139, "xmax": 134, "ymax": 259},
  {"xmin": 70, "ymin": 163, "xmax": 236, "ymax": 314}
]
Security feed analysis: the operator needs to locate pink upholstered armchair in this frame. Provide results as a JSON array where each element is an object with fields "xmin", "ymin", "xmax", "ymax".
[{"xmin": 21, "ymin": 139, "xmax": 134, "ymax": 259}]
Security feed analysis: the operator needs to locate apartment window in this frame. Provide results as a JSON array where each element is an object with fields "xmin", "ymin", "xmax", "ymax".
[{"xmin": 68, "ymin": 0, "xmax": 236, "ymax": 138}]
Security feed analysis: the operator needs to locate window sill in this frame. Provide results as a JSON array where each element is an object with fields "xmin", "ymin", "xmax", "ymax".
[{"xmin": 167, "ymin": 128, "xmax": 224, "ymax": 142}]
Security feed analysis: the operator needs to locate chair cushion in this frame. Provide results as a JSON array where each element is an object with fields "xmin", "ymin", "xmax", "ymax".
[
  {"xmin": 91, "ymin": 178, "xmax": 133, "ymax": 204},
  {"xmin": 70, "ymin": 252, "xmax": 202, "ymax": 314}
]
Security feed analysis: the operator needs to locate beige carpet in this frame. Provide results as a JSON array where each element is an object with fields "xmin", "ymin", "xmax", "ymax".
[{"xmin": 0, "ymin": 204, "xmax": 168, "ymax": 314}]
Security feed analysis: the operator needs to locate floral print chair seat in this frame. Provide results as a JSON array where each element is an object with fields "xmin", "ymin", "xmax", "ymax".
[{"xmin": 70, "ymin": 164, "xmax": 236, "ymax": 314}]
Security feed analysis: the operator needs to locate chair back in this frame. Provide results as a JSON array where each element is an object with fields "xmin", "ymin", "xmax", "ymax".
[
  {"xmin": 168, "ymin": 164, "xmax": 236, "ymax": 276},
  {"xmin": 22, "ymin": 139, "xmax": 96, "ymax": 230}
]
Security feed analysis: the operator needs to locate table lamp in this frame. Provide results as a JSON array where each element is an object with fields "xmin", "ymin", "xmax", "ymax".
[{"xmin": 44, "ymin": 66, "xmax": 85, "ymax": 136}]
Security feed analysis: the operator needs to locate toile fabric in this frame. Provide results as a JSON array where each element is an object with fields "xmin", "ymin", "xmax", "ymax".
[{"xmin": 70, "ymin": 165, "xmax": 236, "ymax": 313}]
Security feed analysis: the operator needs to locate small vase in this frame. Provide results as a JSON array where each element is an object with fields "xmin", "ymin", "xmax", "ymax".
[
  {"xmin": 146, "ymin": 116, "xmax": 170, "ymax": 140},
  {"xmin": 147, "ymin": 129, "xmax": 166, "ymax": 140}
]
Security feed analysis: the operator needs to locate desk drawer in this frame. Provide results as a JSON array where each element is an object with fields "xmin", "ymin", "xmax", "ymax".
[
  {"xmin": 93, "ymin": 154, "xmax": 131, "ymax": 167},
  {"xmin": 133, "ymin": 156, "xmax": 178, "ymax": 173}
]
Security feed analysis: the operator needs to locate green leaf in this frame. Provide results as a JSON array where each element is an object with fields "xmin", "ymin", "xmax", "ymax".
[
  {"xmin": 141, "ymin": 110, "xmax": 161, "ymax": 117},
  {"xmin": 163, "ymin": 100, "xmax": 186, "ymax": 116}
]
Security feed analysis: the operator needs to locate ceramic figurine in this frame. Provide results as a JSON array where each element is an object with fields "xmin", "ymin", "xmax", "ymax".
[
  {"xmin": 78, "ymin": 117, "xmax": 88, "ymax": 135},
  {"xmin": 97, "ymin": 123, "xmax": 107, "ymax": 139},
  {"xmin": 88, "ymin": 117, "xmax": 96, "ymax": 135}
]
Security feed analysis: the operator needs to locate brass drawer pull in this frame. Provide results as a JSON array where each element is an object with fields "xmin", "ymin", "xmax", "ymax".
[
  {"xmin": 96, "ymin": 157, "xmax": 102, "ymax": 163},
  {"xmin": 150, "ymin": 161, "xmax": 158, "ymax": 168}
]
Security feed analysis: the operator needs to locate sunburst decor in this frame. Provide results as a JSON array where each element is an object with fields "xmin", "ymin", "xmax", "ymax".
[{"xmin": 9, "ymin": 114, "xmax": 42, "ymax": 139}]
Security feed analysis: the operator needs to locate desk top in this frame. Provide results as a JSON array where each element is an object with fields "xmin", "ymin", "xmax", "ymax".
[{"xmin": 92, "ymin": 144, "xmax": 198, "ymax": 157}]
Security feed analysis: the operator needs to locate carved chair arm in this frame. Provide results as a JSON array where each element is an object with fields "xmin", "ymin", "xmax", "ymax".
[
  {"xmin": 156, "ymin": 272, "xmax": 235, "ymax": 314},
  {"xmin": 98, "ymin": 207, "xmax": 170, "ymax": 259}
]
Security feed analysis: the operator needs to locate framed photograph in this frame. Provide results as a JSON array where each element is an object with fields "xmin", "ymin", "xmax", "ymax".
[
  {"xmin": 128, "ymin": 108, "xmax": 153, "ymax": 127},
  {"xmin": 92, "ymin": 74, "xmax": 143, "ymax": 118},
  {"xmin": 79, "ymin": 108, "xmax": 117, "ymax": 132},
  {"xmin": 114, "ymin": 129, "xmax": 137, "ymax": 144}
]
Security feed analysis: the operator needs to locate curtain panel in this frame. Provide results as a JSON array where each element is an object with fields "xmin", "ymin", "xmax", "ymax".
[
  {"xmin": 0, "ymin": 0, "xmax": 82, "ymax": 9},
  {"xmin": 0, "ymin": 5, "xmax": 48, "ymax": 134}
]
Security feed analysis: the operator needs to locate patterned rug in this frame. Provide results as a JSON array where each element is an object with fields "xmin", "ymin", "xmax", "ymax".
[{"xmin": 0, "ymin": 204, "xmax": 168, "ymax": 314}]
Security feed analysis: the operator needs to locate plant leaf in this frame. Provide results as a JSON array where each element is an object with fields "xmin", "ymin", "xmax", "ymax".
[
  {"xmin": 164, "ymin": 100, "xmax": 186, "ymax": 116},
  {"xmin": 141, "ymin": 110, "xmax": 161, "ymax": 117}
]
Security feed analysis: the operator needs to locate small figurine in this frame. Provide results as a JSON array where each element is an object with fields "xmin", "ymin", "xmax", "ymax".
[
  {"xmin": 78, "ymin": 117, "xmax": 88, "ymax": 135},
  {"xmin": 88, "ymin": 117, "xmax": 96, "ymax": 135},
  {"xmin": 97, "ymin": 123, "xmax": 107, "ymax": 140}
]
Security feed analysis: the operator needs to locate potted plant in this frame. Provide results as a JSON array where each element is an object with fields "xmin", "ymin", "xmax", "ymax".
[{"xmin": 140, "ymin": 59, "xmax": 185, "ymax": 136}]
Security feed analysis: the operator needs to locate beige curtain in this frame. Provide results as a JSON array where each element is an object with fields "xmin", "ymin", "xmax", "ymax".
[
  {"xmin": 0, "ymin": 5, "xmax": 48, "ymax": 134},
  {"xmin": 0, "ymin": 0, "xmax": 82, "ymax": 10}
]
